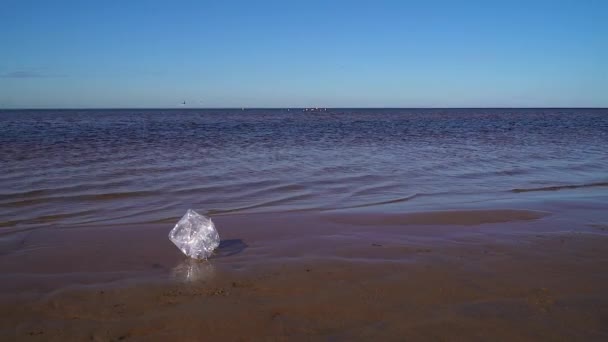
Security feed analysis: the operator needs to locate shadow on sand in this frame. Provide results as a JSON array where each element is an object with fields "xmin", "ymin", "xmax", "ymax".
[{"xmin": 214, "ymin": 239, "xmax": 248, "ymax": 258}]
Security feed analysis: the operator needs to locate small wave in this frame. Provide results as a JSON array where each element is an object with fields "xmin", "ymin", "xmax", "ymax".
[
  {"xmin": 0, "ymin": 180, "xmax": 135, "ymax": 202},
  {"xmin": 0, "ymin": 190, "xmax": 158, "ymax": 208},
  {"xmin": 79, "ymin": 190, "xmax": 157, "ymax": 201},
  {"xmin": 141, "ymin": 216, "xmax": 181, "ymax": 224},
  {"xmin": 348, "ymin": 183, "xmax": 402, "ymax": 197},
  {"xmin": 70, "ymin": 202, "xmax": 183, "ymax": 226},
  {"xmin": 206, "ymin": 193, "xmax": 316, "ymax": 215},
  {"xmin": 511, "ymin": 182, "xmax": 608, "ymax": 193},
  {"xmin": 0, "ymin": 210, "xmax": 98, "ymax": 228},
  {"xmin": 0, "ymin": 188, "xmax": 55, "ymax": 201},
  {"xmin": 323, "ymin": 209, "xmax": 551, "ymax": 226},
  {"xmin": 330, "ymin": 194, "xmax": 421, "ymax": 210},
  {"xmin": 168, "ymin": 179, "xmax": 281, "ymax": 196}
]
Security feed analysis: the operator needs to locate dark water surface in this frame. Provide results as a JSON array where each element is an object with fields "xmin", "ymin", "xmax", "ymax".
[{"xmin": 1, "ymin": 108, "xmax": 607, "ymax": 231}]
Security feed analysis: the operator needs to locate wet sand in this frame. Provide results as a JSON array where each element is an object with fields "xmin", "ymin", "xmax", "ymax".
[{"xmin": 2, "ymin": 204, "xmax": 608, "ymax": 341}]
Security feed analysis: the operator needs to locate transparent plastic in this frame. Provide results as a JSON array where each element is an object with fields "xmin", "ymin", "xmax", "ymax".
[{"xmin": 169, "ymin": 209, "xmax": 220, "ymax": 260}]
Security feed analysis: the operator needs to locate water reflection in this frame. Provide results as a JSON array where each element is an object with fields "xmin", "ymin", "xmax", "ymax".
[
  {"xmin": 172, "ymin": 259, "xmax": 215, "ymax": 282},
  {"xmin": 171, "ymin": 239, "xmax": 247, "ymax": 282}
]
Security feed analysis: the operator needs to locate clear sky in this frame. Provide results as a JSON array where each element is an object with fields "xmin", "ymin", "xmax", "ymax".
[{"xmin": 1, "ymin": 0, "xmax": 606, "ymax": 108}]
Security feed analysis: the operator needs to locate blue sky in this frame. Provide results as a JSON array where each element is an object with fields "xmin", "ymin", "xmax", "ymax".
[{"xmin": 1, "ymin": 0, "xmax": 606, "ymax": 108}]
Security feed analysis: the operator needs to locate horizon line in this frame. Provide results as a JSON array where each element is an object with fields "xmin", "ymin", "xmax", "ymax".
[{"xmin": 1, "ymin": 107, "xmax": 607, "ymax": 111}]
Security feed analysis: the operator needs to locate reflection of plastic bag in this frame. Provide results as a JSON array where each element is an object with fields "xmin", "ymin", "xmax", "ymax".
[
  {"xmin": 169, "ymin": 209, "xmax": 220, "ymax": 260},
  {"xmin": 172, "ymin": 259, "xmax": 215, "ymax": 282}
]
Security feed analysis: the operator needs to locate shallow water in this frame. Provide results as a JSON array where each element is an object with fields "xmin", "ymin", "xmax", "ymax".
[{"xmin": 1, "ymin": 108, "xmax": 607, "ymax": 231}]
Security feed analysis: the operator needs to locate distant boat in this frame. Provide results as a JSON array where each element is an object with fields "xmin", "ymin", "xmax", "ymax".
[{"xmin": 302, "ymin": 107, "xmax": 327, "ymax": 112}]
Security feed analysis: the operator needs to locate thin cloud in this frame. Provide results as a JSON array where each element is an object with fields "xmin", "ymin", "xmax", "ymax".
[{"xmin": 0, "ymin": 70, "xmax": 66, "ymax": 78}]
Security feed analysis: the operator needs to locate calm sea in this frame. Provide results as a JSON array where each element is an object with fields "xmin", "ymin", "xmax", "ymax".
[{"xmin": 1, "ymin": 108, "xmax": 607, "ymax": 231}]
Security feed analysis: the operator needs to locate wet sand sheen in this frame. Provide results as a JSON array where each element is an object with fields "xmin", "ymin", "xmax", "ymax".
[
  {"xmin": 8, "ymin": 251, "xmax": 608, "ymax": 341},
  {"xmin": 323, "ymin": 209, "xmax": 550, "ymax": 226},
  {"xmin": 1, "ymin": 207, "xmax": 608, "ymax": 340}
]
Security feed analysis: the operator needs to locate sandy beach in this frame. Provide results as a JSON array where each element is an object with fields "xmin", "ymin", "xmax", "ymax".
[{"xmin": 2, "ymin": 195, "xmax": 608, "ymax": 341}]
